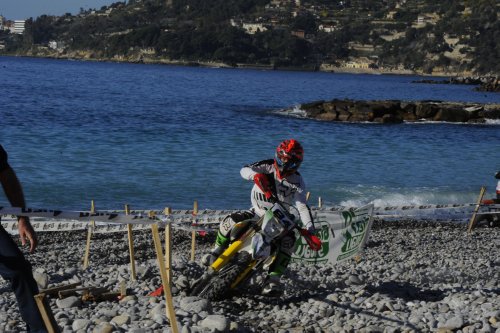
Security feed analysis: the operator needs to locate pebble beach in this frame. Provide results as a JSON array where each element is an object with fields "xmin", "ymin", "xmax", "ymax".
[{"xmin": 0, "ymin": 219, "xmax": 499, "ymax": 333}]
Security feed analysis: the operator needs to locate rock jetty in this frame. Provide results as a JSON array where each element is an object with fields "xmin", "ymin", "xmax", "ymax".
[
  {"xmin": 413, "ymin": 76, "xmax": 500, "ymax": 93},
  {"xmin": 298, "ymin": 99, "xmax": 500, "ymax": 123}
]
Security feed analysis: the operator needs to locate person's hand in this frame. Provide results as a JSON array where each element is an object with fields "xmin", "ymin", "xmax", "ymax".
[
  {"xmin": 253, "ymin": 173, "xmax": 273, "ymax": 199},
  {"xmin": 18, "ymin": 216, "xmax": 38, "ymax": 253}
]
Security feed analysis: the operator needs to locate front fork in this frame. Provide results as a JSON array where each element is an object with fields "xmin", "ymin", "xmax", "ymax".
[
  {"xmin": 211, "ymin": 225, "xmax": 269, "ymax": 289},
  {"xmin": 210, "ymin": 239, "xmax": 245, "ymax": 271}
]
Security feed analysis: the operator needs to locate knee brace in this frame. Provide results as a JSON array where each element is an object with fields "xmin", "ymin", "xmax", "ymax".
[{"xmin": 219, "ymin": 210, "xmax": 255, "ymax": 237}]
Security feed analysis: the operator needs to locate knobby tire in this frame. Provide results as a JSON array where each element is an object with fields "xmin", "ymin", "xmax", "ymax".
[{"xmin": 192, "ymin": 252, "xmax": 252, "ymax": 301}]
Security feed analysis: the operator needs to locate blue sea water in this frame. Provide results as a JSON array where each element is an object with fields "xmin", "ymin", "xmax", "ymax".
[{"xmin": 0, "ymin": 56, "xmax": 499, "ymax": 211}]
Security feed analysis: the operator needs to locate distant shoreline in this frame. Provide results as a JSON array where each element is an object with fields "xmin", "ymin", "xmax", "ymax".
[{"xmin": 0, "ymin": 53, "xmax": 472, "ymax": 78}]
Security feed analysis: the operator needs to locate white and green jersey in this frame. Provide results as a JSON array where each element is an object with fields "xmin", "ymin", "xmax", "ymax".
[{"xmin": 240, "ymin": 159, "xmax": 314, "ymax": 232}]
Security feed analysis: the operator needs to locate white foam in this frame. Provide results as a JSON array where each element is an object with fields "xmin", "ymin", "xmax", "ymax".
[
  {"xmin": 273, "ymin": 105, "xmax": 307, "ymax": 118},
  {"xmin": 336, "ymin": 188, "xmax": 478, "ymax": 208},
  {"xmin": 485, "ymin": 118, "xmax": 500, "ymax": 125}
]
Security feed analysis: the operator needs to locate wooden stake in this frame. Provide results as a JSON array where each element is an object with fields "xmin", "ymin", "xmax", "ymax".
[
  {"xmin": 82, "ymin": 200, "xmax": 95, "ymax": 269},
  {"xmin": 125, "ymin": 204, "xmax": 137, "ymax": 280},
  {"xmin": 318, "ymin": 197, "xmax": 322, "ymax": 208},
  {"xmin": 120, "ymin": 280, "xmax": 126, "ymax": 298},
  {"xmin": 151, "ymin": 223, "xmax": 179, "ymax": 333},
  {"xmin": 468, "ymin": 186, "xmax": 486, "ymax": 234},
  {"xmin": 40, "ymin": 282, "xmax": 82, "ymax": 298},
  {"xmin": 34, "ymin": 293, "xmax": 60, "ymax": 333},
  {"xmin": 191, "ymin": 201, "xmax": 198, "ymax": 262},
  {"xmin": 306, "ymin": 192, "xmax": 311, "ymax": 202},
  {"xmin": 58, "ymin": 286, "xmax": 109, "ymax": 299},
  {"xmin": 164, "ymin": 207, "xmax": 172, "ymax": 287}
]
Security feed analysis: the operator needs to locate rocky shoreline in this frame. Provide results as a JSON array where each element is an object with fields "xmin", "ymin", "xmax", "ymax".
[
  {"xmin": 296, "ymin": 99, "xmax": 500, "ymax": 124},
  {"xmin": 413, "ymin": 77, "xmax": 500, "ymax": 93},
  {"xmin": 0, "ymin": 220, "xmax": 498, "ymax": 332},
  {"xmin": 0, "ymin": 53, "xmax": 488, "ymax": 78}
]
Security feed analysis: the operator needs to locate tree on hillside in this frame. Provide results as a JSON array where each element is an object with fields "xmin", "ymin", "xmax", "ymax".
[
  {"xmin": 31, "ymin": 15, "xmax": 56, "ymax": 44},
  {"xmin": 290, "ymin": 12, "xmax": 318, "ymax": 34}
]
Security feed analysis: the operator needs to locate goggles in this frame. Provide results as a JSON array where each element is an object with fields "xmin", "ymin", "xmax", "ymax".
[{"xmin": 275, "ymin": 152, "xmax": 301, "ymax": 172}]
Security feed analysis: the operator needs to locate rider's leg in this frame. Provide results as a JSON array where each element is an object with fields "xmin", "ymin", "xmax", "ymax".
[
  {"xmin": 262, "ymin": 231, "xmax": 297, "ymax": 295},
  {"xmin": 202, "ymin": 210, "xmax": 255, "ymax": 266}
]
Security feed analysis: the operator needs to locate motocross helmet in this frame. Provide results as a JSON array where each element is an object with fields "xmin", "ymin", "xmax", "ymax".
[
  {"xmin": 274, "ymin": 139, "xmax": 304, "ymax": 178},
  {"xmin": 496, "ymin": 171, "xmax": 500, "ymax": 179}
]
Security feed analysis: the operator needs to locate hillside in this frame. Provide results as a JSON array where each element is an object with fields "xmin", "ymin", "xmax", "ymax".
[{"xmin": 1, "ymin": 0, "xmax": 499, "ymax": 75}]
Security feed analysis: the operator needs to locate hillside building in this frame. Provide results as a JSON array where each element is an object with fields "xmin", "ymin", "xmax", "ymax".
[
  {"xmin": 318, "ymin": 24, "xmax": 336, "ymax": 33},
  {"xmin": 13, "ymin": 20, "xmax": 25, "ymax": 34},
  {"xmin": 242, "ymin": 23, "xmax": 268, "ymax": 34}
]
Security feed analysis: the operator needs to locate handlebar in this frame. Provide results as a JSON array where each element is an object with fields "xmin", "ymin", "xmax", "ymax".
[
  {"xmin": 269, "ymin": 193, "xmax": 320, "ymax": 251},
  {"xmin": 280, "ymin": 179, "xmax": 303, "ymax": 194}
]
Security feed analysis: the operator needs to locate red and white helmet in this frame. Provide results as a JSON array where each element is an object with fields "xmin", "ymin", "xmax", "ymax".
[{"xmin": 274, "ymin": 139, "xmax": 304, "ymax": 178}]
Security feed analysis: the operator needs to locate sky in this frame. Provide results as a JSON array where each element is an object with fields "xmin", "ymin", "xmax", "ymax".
[{"xmin": 1, "ymin": 0, "xmax": 121, "ymax": 20}]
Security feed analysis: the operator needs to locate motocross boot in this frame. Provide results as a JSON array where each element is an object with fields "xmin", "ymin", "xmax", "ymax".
[
  {"xmin": 262, "ymin": 249, "xmax": 292, "ymax": 296},
  {"xmin": 261, "ymin": 275, "xmax": 282, "ymax": 296},
  {"xmin": 201, "ymin": 231, "xmax": 229, "ymax": 266}
]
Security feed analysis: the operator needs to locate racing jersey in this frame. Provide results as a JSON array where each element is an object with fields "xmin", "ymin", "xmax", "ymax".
[{"xmin": 240, "ymin": 159, "xmax": 314, "ymax": 231}]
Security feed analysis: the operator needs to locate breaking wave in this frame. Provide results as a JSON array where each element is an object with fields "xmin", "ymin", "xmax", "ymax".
[{"xmin": 273, "ymin": 105, "xmax": 306, "ymax": 118}]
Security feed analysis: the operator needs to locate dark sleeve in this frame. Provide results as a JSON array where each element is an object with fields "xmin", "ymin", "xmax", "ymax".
[
  {"xmin": 244, "ymin": 159, "xmax": 274, "ymax": 171},
  {"xmin": 0, "ymin": 145, "xmax": 10, "ymax": 173}
]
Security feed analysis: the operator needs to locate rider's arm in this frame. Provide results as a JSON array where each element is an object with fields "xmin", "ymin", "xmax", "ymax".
[
  {"xmin": 240, "ymin": 159, "xmax": 274, "ymax": 181},
  {"xmin": 240, "ymin": 166, "xmax": 257, "ymax": 181},
  {"xmin": 292, "ymin": 176, "xmax": 314, "ymax": 232},
  {"xmin": 296, "ymin": 196, "xmax": 315, "ymax": 233}
]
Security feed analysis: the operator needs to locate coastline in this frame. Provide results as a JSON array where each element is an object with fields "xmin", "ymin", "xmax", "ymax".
[
  {"xmin": 1, "ymin": 219, "xmax": 498, "ymax": 332},
  {"xmin": 0, "ymin": 52, "xmax": 472, "ymax": 78}
]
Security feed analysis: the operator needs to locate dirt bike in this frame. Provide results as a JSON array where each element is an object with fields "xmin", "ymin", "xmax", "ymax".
[{"xmin": 189, "ymin": 196, "xmax": 322, "ymax": 300}]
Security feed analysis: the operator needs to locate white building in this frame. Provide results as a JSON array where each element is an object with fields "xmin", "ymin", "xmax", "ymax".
[
  {"xmin": 242, "ymin": 23, "xmax": 267, "ymax": 34},
  {"xmin": 48, "ymin": 41, "xmax": 60, "ymax": 50},
  {"xmin": 13, "ymin": 20, "xmax": 25, "ymax": 34},
  {"xmin": 318, "ymin": 24, "xmax": 336, "ymax": 33}
]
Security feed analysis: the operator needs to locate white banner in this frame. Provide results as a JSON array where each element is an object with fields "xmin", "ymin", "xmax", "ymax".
[
  {"xmin": 292, "ymin": 204, "xmax": 374, "ymax": 265},
  {"xmin": 1, "ymin": 203, "xmax": 496, "ymax": 235},
  {"xmin": 0, "ymin": 205, "xmax": 374, "ymax": 234},
  {"xmin": 0, "ymin": 206, "xmax": 236, "ymax": 234}
]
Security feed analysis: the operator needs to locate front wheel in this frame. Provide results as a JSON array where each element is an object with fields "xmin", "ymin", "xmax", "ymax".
[{"xmin": 191, "ymin": 252, "xmax": 252, "ymax": 300}]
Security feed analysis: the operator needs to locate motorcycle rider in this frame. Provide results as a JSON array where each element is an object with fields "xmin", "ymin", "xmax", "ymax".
[{"xmin": 202, "ymin": 139, "xmax": 315, "ymax": 295}]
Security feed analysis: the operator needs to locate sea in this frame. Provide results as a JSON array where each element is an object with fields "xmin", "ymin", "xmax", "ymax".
[{"xmin": 0, "ymin": 56, "xmax": 499, "ymax": 213}]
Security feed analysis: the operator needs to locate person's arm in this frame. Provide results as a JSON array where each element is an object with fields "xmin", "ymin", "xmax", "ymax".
[
  {"xmin": 293, "ymin": 177, "xmax": 314, "ymax": 232},
  {"xmin": 0, "ymin": 161, "xmax": 38, "ymax": 253},
  {"xmin": 295, "ymin": 197, "xmax": 314, "ymax": 232},
  {"xmin": 241, "ymin": 160, "xmax": 276, "ymax": 199},
  {"xmin": 240, "ymin": 159, "xmax": 274, "ymax": 181}
]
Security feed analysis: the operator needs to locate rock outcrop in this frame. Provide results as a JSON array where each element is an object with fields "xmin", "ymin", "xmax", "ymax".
[
  {"xmin": 298, "ymin": 99, "xmax": 500, "ymax": 123},
  {"xmin": 476, "ymin": 78, "xmax": 500, "ymax": 93},
  {"xmin": 413, "ymin": 76, "xmax": 500, "ymax": 93}
]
